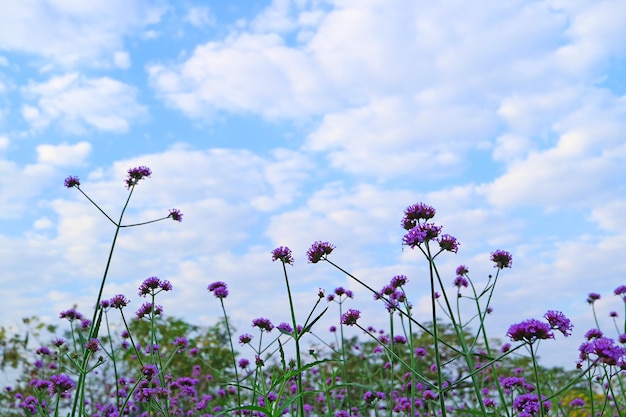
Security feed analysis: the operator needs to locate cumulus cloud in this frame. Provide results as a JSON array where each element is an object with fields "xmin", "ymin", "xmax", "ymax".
[
  {"xmin": 0, "ymin": 0, "xmax": 164, "ymax": 68},
  {"xmin": 21, "ymin": 73, "xmax": 147, "ymax": 134},
  {"xmin": 36, "ymin": 141, "xmax": 91, "ymax": 166}
]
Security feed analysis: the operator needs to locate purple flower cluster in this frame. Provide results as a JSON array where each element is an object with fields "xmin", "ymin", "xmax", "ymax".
[
  {"xmin": 586, "ymin": 292, "xmax": 601, "ymax": 304},
  {"xmin": 168, "ymin": 208, "xmax": 183, "ymax": 222},
  {"xmin": 135, "ymin": 302, "xmax": 163, "ymax": 320},
  {"xmin": 490, "ymin": 250, "xmax": 512, "ymax": 269},
  {"xmin": 544, "ymin": 310, "xmax": 573, "ymax": 337},
  {"xmin": 438, "ymin": 234, "xmax": 460, "ymax": 253},
  {"xmin": 513, "ymin": 394, "xmax": 551, "ymax": 416},
  {"xmin": 402, "ymin": 203, "xmax": 436, "ymax": 230},
  {"xmin": 341, "ymin": 309, "xmax": 361, "ymax": 326},
  {"xmin": 207, "ymin": 281, "xmax": 228, "ymax": 299},
  {"xmin": 125, "ymin": 166, "xmax": 152, "ymax": 188},
  {"xmin": 402, "ymin": 223, "xmax": 442, "ymax": 248},
  {"xmin": 453, "ymin": 276, "xmax": 469, "ymax": 288},
  {"xmin": 64, "ymin": 176, "xmax": 80, "ymax": 188},
  {"xmin": 507, "ymin": 319, "xmax": 554, "ymax": 344},
  {"xmin": 306, "ymin": 241, "xmax": 335, "ymax": 263},
  {"xmin": 138, "ymin": 276, "xmax": 173, "ymax": 297},
  {"xmin": 271, "ymin": 246, "xmax": 294, "ymax": 265},
  {"xmin": 578, "ymin": 336, "xmax": 626, "ymax": 366},
  {"xmin": 252, "ymin": 317, "xmax": 274, "ymax": 332},
  {"xmin": 49, "ymin": 374, "xmax": 75, "ymax": 398}
]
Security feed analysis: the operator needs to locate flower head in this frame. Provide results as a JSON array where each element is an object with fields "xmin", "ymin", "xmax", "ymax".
[
  {"xmin": 239, "ymin": 334, "xmax": 253, "ymax": 344},
  {"xmin": 277, "ymin": 322, "xmax": 293, "ymax": 333},
  {"xmin": 438, "ymin": 234, "xmax": 459, "ymax": 253},
  {"xmin": 64, "ymin": 176, "xmax": 80, "ymax": 188},
  {"xmin": 341, "ymin": 309, "xmax": 361, "ymax": 326},
  {"xmin": 586, "ymin": 292, "xmax": 601, "ymax": 304},
  {"xmin": 109, "ymin": 294, "xmax": 130, "ymax": 309},
  {"xmin": 271, "ymin": 246, "xmax": 294, "ymax": 265},
  {"xmin": 49, "ymin": 374, "xmax": 75, "ymax": 398},
  {"xmin": 168, "ymin": 208, "xmax": 183, "ymax": 222},
  {"xmin": 125, "ymin": 166, "xmax": 151, "ymax": 188},
  {"xmin": 507, "ymin": 319, "xmax": 554, "ymax": 344},
  {"xmin": 491, "ymin": 250, "xmax": 512, "ymax": 269},
  {"xmin": 402, "ymin": 203, "xmax": 436, "ymax": 230},
  {"xmin": 615, "ymin": 285, "xmax": 626, "ymax": 300},
  {"xmin": 208, "ymin": 281, "xmax": 228, "ymax": 299},
  {"xmin": 252, "ymin": 317, "xmax": 274, "ymax": 332},
  {"xmin": 138, "ymin": 277, "xmax": 172, "ymax": 297},
  {"xmin": 306, "ymin": 241, "xmax": 335, "ymax": 263},
  {"xmin": 453, "ymin": 276, "xmax": 469, "ymax": 288},
  {"xmin": 544, "ymin": 310, "xmax": 573, "ymax": 337},
  {"xmin": 135, "ymin": 302, "xmax": 163, "ymax": 320},
  {"xmin": 456, "ymin": 265, "xmax": 469, "ymax": 275},
  {"xmin": 402, "ymin": 223, "xmax": 442, "ymax": 248},
  {"xmin": 85, "ymin": 338, "xmax": 100, "ymax": 353}
]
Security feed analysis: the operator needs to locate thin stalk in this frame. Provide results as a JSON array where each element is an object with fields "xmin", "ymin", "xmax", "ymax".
[{"xmin": 220, "ymin": 299, "xmax": 242, "ymax": 409}]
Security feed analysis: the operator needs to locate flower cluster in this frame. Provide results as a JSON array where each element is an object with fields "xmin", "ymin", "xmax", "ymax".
[
  {"xmin": 306, "ymin": 241, "xmax": 335, "ymax": 263},
  {"xmin": 271, "ymin": 246, "xmax": 294, "ymax": 265},
  {"xmin": 207, "ymin": 281, "xmax": 228, "ymax": 299},
  {"xmin": 138, "ymin": 276, "xmax": 173, "ymax": 297},
  {"xmin": 252, "ymin": 317, "xmax": 274, "ymax": 332},
  {"xmin": 507, "ymin": 318, "xmax": 554, "ymax": 344},
  {"xmin": 125, "ymin": 166, "xmax": 152, "ymax": 188},
  {"xmin": 64, "ymin": 176, "xmax": 80, "ymax": 188},
  {"xmin": 341, "ymin": 309, "xmax": 361, "ymax": 326},
  {"xmin": 490, "ymin": 250, "xmax": 512, "ymax": 269}
]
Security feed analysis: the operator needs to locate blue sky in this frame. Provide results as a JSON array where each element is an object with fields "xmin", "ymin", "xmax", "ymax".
[{"xmin": 1, "ymin": 0, "xmax": 626, "ymax": 372}]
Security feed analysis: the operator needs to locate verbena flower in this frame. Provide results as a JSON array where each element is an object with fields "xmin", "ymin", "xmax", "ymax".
[
  {"xmin": 169, "ymin": 208, "xmax": 183, "ymax": 222},
  {"xmin": 507, "ymin": 319, "xmax": 554, "ymax": 343},
  {"xmin": 108, "ymin": 294, "xmax": 130, "ymax": 309},
  {"xmin": 453, "ymin": 276, "xmax": 469, "ymax": 288},
  {"xmin": 173, "ymin": 337, "xmax": 189, "ymax": 353},
  {"xmin": 569, "ymin": 398, "xmax": 585, "ymax": 407},
  {"xmin": 402, "ymin": 203, "xmax": 436, "ymax": 230},
  {"xmin": 578, "ymin": 336, "xmax": 626, "ymax": 366},
  {"xmin": 307, "ymin": 241, "xmax": 335, "ymax": 263},
  {"xmin": 238, "ymin": 358, "xmax": 250, "ymax": 369},
  {"xmin": 59, "ymin": 309, "xmax": 84, "ymax": 322},
  {"xmin": 125, "ymin": 166, "xmax": 151, "ymax": 188},
  {"xmin": 138, "ymin": 276, "xmax": 172, "ymax": 297},
  {"xmin": 456, "ymin": 265, "xmax": 468, "ymax": 275},
  {"xmin": 585, "ymin": 328, "xmax": 603, "ymax": 340},
  {"xmin": 49, "ymin": 374, "xmax": 75, "ymax": 398},
  {"xmin": 277, "ymin": 322, "xmax": 293, "ymax": 333},
  {"xmin": 491, "ymin": 250, "xmax": 512, "ymax": 268},
  {"xmin": 586, "ymin": 292, "xmax": 601, "ymax": 304},
  {"xmin": 135, "ymin": 302, "xmax": 163, "ymax": 319},
  {"xmin": 64, "ymin": 176, "xmax": 80, "ymax": 188},
  {"xmin": 513, "ymin": 393, "xmax": 551, "ymax": 415},
  {"xmin": 252, "ymin": 317, "xmax": 274, "ymax": 332},
  {"xmin": 544, "ymin": 310, "xmax": 573, "ymax": 337},
  {"xmin": 271, "ymin": 246, "xmax": 294, "ymax": 265},
  {"xmin": 341, "ymin": 309, "xmax": 361, "ymax": 326},
  {"xmin": 438, "ymin": 234, "xmax": 459, "ymax": 253},
  {"xmin": 239, "ymin": 334, "xmax": 253, "ymax": 344},
  {"xmin": 141, "ymin": 364, "xmax": 159, "ymax": 380},
  {"xmin": 390, "ymin": 275, "xmax": 408, "ymax": 288},
  {"xmin": 85, "ymin": 338, "xmax": 100, "ymax": 353},
  {"xmin": 207, "ymin": 281, "xmax": 228, "ymax": 299},
  {"xmin": 402, "ymin": 223, "xmax": 442, "ymax": 248}
]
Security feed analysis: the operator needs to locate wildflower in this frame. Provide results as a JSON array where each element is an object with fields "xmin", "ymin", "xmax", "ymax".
[
  {"xmin": 168, "ymin": 208, "xmax": 183, "ymax": 222},
  {"xmin": 334, "ymin": 287, "xmax": 353, "ymax": 298},
  {"xmin": 141, "ymin": 364, "xmax": 159, "ymax": 380},
  {"xmin": 135, "ymin": 302, "xmax": 163, "ymax": 320},
  {"xmin": 49, "ymin": 374, "xmax": 75, "ymax": 398},
  {"xmin": 402, "ymin": 223, "xmax": 442, "ymax": 248},
  {"xmin": 329, "ymin": 325, "xmax": 337, "ymax": 332},
  {"xmin": 85, "ymin": 339, "xmax": 100, "ymax": 353},
  {"xmin": 507, "ymin": 319, "xmax": 554, "ymax": 343},
  {"xmin": 108, "ymin": 294, "xmax": 130, "ymax": 309},
  {"xmin": 207, "ymin": 281, "xmax": 228, "ymax": 299},
  {"xmin": 306, "ymin": 241, "xmax": 335, "ymax": 263},
  {"xmin": 189, "ymin": 347, "xmax": 199, "ymax": 357},
  {"xmin": 36, "ymin": 346, "xmax": 51, "ymax": 355},
  {"xmin": 610, "ymin": 311, "xmax": 618, "ymax": 317},
  {"xmin": 252, "ymin": 317, "xmax": 274, "ymax": 332},
  {"xmin": 239, "ymin": 334, "xmax": 253, "ymax": 344},
  {"xmin": 125, "ymin": 166, "xmax": 151, "ymax": 188},
  {"xmin": 438, "ymin": 234, "xmax": 459, "ymax": 253},
  {"xmin": 569, "ymin": 398, "xmax": 585, "ymax": 407},
  {"xmin": 52, "ymin": 338, "xmax": 65, "ymax": 347},
  {"xmin": 456, "ymin": 265, "xmax": 468, "ymax": 275},
  {"xmin": 138, "ymin": 276, "xmax": 172, "ymax": 297},
  {"xmin": 390, "ymin": 275, "xmax": 408, "ymax": 288},
  {"xmin": 59, "ymin": 309, "xmax": 84, "ymax": 322},
  {"xmin": 393, "ymin": 335, "xmax": 407, "ymax": 344},
  {"xmin": 491, "ymin": 250, "xmax": 512, "ymax": 269},
  {"xmin": 501, "ymin": 343, "xmax": 511, "ymax": 352},
  {"xmin": 544, "ymin": 310, "xmax": 573, "ymax": 337},
  {"xmin": 271, "ymin": 246, "xmax": 294, "ymax": 265},
  {"xmin": 585, "ymin": 328, "xmax": 603, "ymax": 340},
  {"xmin": 238, "ymin": 358, "xmax": 250, "ymax": 369},
  {"xmin": 423, "ymin": 390, "xmax": 437, "ymax": 400},
  {"xmin": 173, "ymin": 337, "xmax": 189, "ymax": 353},
  {"xmin": 64, "ymin": 176, "xmax": 80, "ymax": 188},
  {"xmin": 614, "ymin": 285, "xmax": 626, "ymax": 297},
  {"xmin": 586, "ymin": 292, "xmax": 601, "ymax": 304},
  {"xmin": 414, "ymin": 347, "xmax": 427, "ymax": 357},
  {"xmin": 341, "ymin": 309, "xmax": 361, "ymax": 326},
  {"xmin": 402, "ymin": 203, "xmax": 436, "ymax": 230},
  {"xmin": 255, "ymin": 355, "xmax": 264, "ymax": 367},
  {"xmin": 579, "ymin": 336, "xmax": 626, "ymax": 366},
  {"xmin": 453, "ymin": 276, "xmax": 469, "ymax": 288},
  {"xmin": 513, "ymin": 393, "xmax": 551, "ymax": 415},
  {"xmin": 277, "ymin": 322, "xmax": 293, "ymax": 333}
]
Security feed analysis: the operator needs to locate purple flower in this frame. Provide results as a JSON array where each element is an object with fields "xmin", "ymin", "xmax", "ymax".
[
  {"xmin": 59, "ymin": 309, "xmax": 84, "ymax": 322},
  {"xmin": 173, "ymin": 337, "xmax": 189, "ymax": 353},
  {"xmin": 64, "ymin": 176, "xmax": 80, "ymax": 188},
  {"xmin": 391, "ymin": 275, "xmax": 408, "ymax": 288},
  {"xmin": 252, "ymin": 317, "xmax": 274, "ymax": 332},
  {"xmin": 341, "ymin": 309, "xmax": 361, "ymax": 326},
  {"xmin": 138, "ymin": 276, "xmax": 172, "ymax": 297},
  {"xmin": 402, "ymin": 203, "xmax": 436, "ymax": 230},
  {"xmin": 610, "ymin": 311, "xmax": 618, "ymax": 318},
  {"xmin": 271, "ymin": 246, "xmax": 294, "ymax": 265},
  {"xmin": 544, "ymin": 310, "xmax": 573, "ymax": 337},
  {"xmin": 239, "ymin": 334, "xmax": 253, "ymax": 344},
  {"xmin": 238, "ymin": 358, "xmax": 250, "ymax": 369},
  {"xmin": 85, "ymin": 339, "xmax": 100, "ymax": 353},
  {"xmin": 109, "ymin": 294, "xmax": 130, "ymax": 309},
  {"xmin": 579, "ymin": 337, "xmax": 626, "ymax": 366},
  {"xmin": 49, "ymin": 374, "xmax": 75, "ymax": 398},
  {"xmin": 277, "ymin": 322, "xmax": 293, "ymax": 333},
  {"xmin": 456, "ymin": 265, "xmax": 468, "ymax": 275},
  {"xmin": 306, "ymin": 241, "xmax": 335, "ymax": 263},
  {"xmin": 135, "ymin": 302, "xmax": 163, "ymax": 320},
  {"xmin": 168, "ymin": 208, "xmax": 183, "ymax": 222},
  {"xmin": 125, "ymin": 166, "xmax": 151, "ymax": 188},
  {"xmin": 569, "ymin": 398, "xmax": 585, "ymax": 407},
  {"xmin": 513, "ymin": 394, "xmax": 551, "ymax": 415},
  {"xmin": 584, "ymin": 328, "xmax": 603, "ymax": 340},
  {"xmin": 453, "ymin": 276, "xmax": 469, "ymax": 288},
  {"xmin": 587, "ymin": 292, "xmax": 601, "ymax": 304},
  {"xmin": 491, "ymin": 250, "xmax": 512, "ymax": 269},
  {"xmin": 208, "ymin": 281, "xmax": 228, "ymax": 299},
  {"xmin": 402, "ymin": 223, "xmax": 442, "ymax": 248},
  {"xmin": 438, "ymin": 234, "xmax": 459, "ymax": 253},
  {"xmin": 393, "ymin": 335, "xmax": 407, "ymax": 344},
  {"xmin": 614, "ymin": 285, "xmax": 626, "ymax": 296},
  {"xmin": 142, "ymin": 364, "xmax": 158, "ymax": 380},
  {"xmin": 507, "ymin": 319, "xmax": 554, "ymax": 343},
  {"xmin": 414, "ymin": 347, "xmax": 427, "ymax": 357}
]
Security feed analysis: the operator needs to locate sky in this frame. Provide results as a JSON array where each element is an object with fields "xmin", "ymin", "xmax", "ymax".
[{"xmin": 1, "ymin": 0, "xmax": 626, "ymax": 374}]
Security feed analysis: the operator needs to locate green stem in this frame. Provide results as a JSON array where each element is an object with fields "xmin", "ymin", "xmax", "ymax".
[{"xmin": 220, "ymin": 299, "xmax": 242, "ymax": 409}]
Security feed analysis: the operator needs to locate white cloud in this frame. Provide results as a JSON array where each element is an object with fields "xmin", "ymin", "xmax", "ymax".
[
  {"xmin": 21, "ymin": 73, "xmax": 147, "ymax": 134},
  {"xmin": 184, "ymin": 6, "xmax": 216, "ymax": 28},
  {"xmin": 0, "ymin": 135, "xmax": 9, "ymax": 150},
  {"xmin": 36, "ymin": 141, "xmax": 91, "ymax": 166},
  {"xmin": 0, "ymin": 0, "xmax": 164, "ymax": 68}
]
